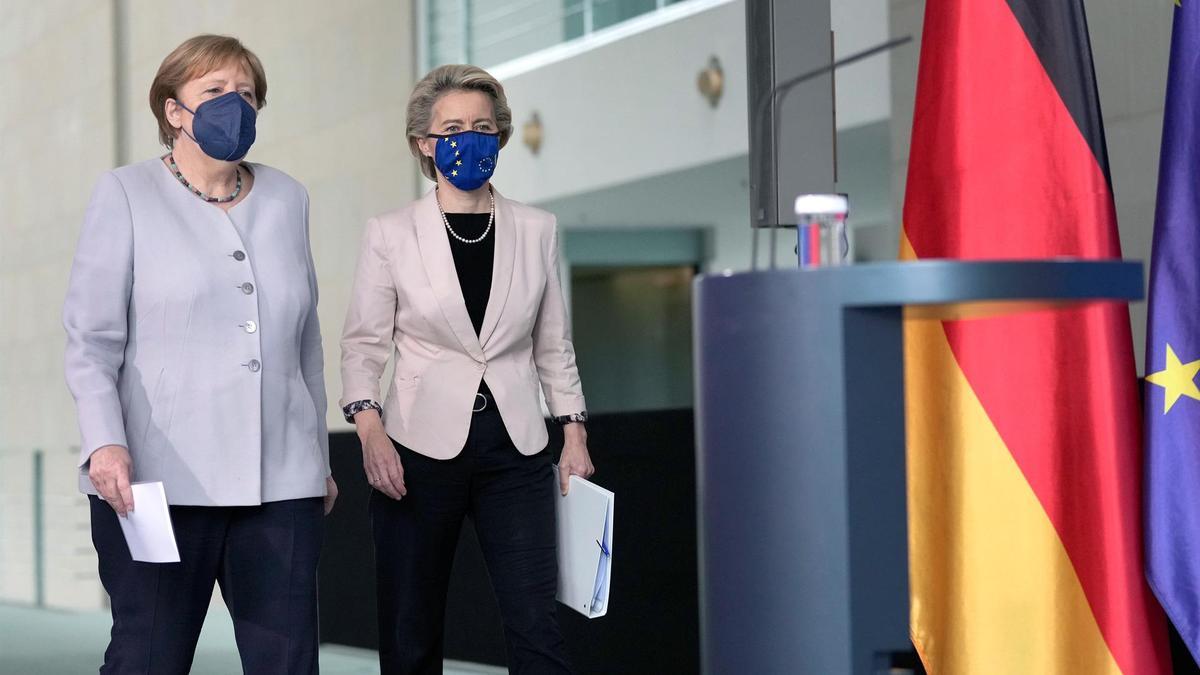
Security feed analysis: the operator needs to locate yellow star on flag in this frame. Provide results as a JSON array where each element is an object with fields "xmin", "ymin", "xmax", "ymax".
[
  {"xmin": 451, "ymin": 169, "xmax": 458, "ymax": 176},
  {"xmin": 1146, "ymin": 344, "xmax": 1200, "ymax": 413},
  {"xmin": 450, "ymin": 141, "xmax": 457, "ymax": 148},
  {"xmin": 456, "ymin": 160, "xmax": 462, "ymax": 166},
  {"xmin": 455, "ymin": 150, "xmax": 460, "ymax": 156}
]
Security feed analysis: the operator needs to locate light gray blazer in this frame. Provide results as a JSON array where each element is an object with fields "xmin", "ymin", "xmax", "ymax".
[{"xmin": 63, "ymin": 158, "xmax": 329, "ymax": 506}]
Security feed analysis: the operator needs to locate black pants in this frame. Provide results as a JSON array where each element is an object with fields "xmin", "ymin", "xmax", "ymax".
[
  {"xmin": 372, "ymin": 404, "xmax": 571, "ymax": 675},
  {"xmin": 90, "ymin": 495, "xmax": 324, "ymax": 674}
]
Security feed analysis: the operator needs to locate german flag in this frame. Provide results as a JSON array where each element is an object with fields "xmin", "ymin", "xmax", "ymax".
[{"xmin": 901, "ymin": 0, "xmax": 1169, "ymax": 672}]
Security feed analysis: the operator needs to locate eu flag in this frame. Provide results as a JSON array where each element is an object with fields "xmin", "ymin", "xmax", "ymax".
[{"xmin": 1146, "ymin": 2, "xmax": 1200, "ymax": 665}]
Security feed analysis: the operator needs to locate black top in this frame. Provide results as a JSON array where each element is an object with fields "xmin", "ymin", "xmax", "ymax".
[
  {"xmin": 340, "ymin": 208, "xmax": 589, "ymax": 425},
  {"xmin": 444, "ymin": 212, "xmax": 494, "ymax": 336}
]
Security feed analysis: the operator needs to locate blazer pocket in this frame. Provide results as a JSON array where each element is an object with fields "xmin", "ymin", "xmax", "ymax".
[{"xmin": 394, "ymin": 373, "xmax": 420, "ymax": 391}]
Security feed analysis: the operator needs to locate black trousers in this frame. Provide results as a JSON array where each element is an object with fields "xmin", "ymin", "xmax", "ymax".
[
  {"xmin": 90, "ymin": 495, "xmax": 324, "ymax": 674},
  {"xmin": 372, "ymin": 404, "xmax": 571, "ymax": 675}
]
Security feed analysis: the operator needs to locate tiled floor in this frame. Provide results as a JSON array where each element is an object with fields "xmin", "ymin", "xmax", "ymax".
[{"xmin": 0, "ymin": 602, "xmax": 504, "ymax": 674}]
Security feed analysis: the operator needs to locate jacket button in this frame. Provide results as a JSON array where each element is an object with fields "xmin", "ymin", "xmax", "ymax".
[
  {"xmin": 247, "ymin": 359, "xmax": 261, "ymax": 373},
  {"xmin": 232, "ymin": 250, "xmax": 246, "ymax": 261},
  {"xmin": 241, "ymin": 282, "xmax": 254, "ymax": 294},
  {"xmin": 243, "ymin": 320, "xmax": 258, "ymax": 334}
]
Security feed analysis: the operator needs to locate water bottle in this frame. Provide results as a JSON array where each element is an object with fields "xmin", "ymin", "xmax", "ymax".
[{"xmin": 794, "ymin": 193, "xmax": 849, "ymax": 268}]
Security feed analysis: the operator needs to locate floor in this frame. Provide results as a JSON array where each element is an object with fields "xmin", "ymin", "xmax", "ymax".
[{"xmin": 0, "ymin": 602, "xmax": 504, "ymax": 675}]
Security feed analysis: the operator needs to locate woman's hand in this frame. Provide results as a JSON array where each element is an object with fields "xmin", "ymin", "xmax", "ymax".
[
  {"xmin": 558, "ymin": 423, "xmax": 595, "ymax": 495},
  {"xmin": 89, "ymin": 445, "xmax": 135, "ymax": 516},
  {"xmin": 324, "ymin": 476, "xmax": 339, "ymax": 515},
  {"xmin": 356, "ymin": 410, "xmax": 407, "ymax": 500}
]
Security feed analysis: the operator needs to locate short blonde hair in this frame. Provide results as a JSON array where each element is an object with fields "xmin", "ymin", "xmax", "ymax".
[
  {"xmin": 406, "ymin": 65, "xmax": 513, "ymax": 181},
  {"xmin": 149, "ymin": 35, "xmax": 268, "ymax": 148}
]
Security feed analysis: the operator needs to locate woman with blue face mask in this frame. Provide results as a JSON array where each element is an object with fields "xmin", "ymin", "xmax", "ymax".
[
  {"xmin": 340, "ymin": 64, "xmax": 594, "ymax": 674},
  {"xmin": 62, "ymin": 34, "xmax": 334, "ymax": 674}
]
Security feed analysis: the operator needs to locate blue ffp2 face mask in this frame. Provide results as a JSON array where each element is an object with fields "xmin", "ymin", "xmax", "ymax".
[
  {"xmin": 175, "ymin": 91, "xmax": 258, "ymax": 161},
  {"xmin": 427, "ymin": 131, "xmax": 500, "ymax": 191}
]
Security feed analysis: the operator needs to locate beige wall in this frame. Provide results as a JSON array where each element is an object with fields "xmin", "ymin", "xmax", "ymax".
[
  {"xmin": 0, "ymin": 0, "xmax": 119, "ymax": 610},
  {"xmin": 888, "ymin": 0, "xmax": 1173, "ymax": 372},
  {"xmin": 0, "ymin": 0, "xmax": 417, "ymax": 610}
]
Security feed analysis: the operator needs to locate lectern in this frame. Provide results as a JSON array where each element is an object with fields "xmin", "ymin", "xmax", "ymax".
[{"xmin": 693, "ymin": 260, "xmax": 1143, "ymax": 674}]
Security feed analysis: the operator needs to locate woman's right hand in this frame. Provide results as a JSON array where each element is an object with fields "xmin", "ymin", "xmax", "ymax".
[
  {"xmin": 356, "ymin": 411, "xmax": 407, "ymax": 500},
  {"xmin": 89, "ymin": 445, "xmax": 135, "ymax": 516}
]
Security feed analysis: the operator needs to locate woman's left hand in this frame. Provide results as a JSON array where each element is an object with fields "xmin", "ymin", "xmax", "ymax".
[
  {"xmin": 324, "ymin": 476, "xmax": 339, "ymax": 515},
  {"xmin": 558, "ymin": 423, "xmax": 595, "ymax": 496}
]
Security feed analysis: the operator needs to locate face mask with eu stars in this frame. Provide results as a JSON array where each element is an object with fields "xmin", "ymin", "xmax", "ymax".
[{"xmin": 427, "ymin": 130, "xmax": 500, "ymax": 191}]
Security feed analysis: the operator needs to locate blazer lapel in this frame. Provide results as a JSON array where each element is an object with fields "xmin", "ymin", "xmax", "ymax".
[
  {"xmin": 413, "ymin": 189, "xmax": 485, "ymax": 361},
  {"xmin": 478, "ymin": 189, "xmax": 515, "ymax": 348}
]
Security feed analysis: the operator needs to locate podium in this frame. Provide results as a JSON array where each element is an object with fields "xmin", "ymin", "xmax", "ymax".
[{"xmin": 693, "ymin": 260, "xmax": 1143, "ymax": 674}]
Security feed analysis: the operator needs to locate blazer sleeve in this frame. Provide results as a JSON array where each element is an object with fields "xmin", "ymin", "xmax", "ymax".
[
  {"xmin": 300, "ymin": 191, "xmax": 331, "ymax": 475},
  {"xmin": 340, "ymin": 216, "xmax": 398, "ymax": 408},
  {"xmin": 532, "ymin": 217, "xmax": 588, "ymax": 417},
  {"xmin": 63, "ymin": 172, "xmax": 134, "ymax": 467}
]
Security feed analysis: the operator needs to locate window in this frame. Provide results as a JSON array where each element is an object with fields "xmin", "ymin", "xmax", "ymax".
[{"xmin": 422, "ymin": 0, "xmax": 690, "ymax": 70}]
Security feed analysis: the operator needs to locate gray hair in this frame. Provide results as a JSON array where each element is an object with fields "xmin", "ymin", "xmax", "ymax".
[{"xmin": 406, "ymin": 64, "xmax": 513, "ymax": 181}]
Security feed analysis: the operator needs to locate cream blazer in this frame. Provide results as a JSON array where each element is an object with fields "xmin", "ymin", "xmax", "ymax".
[{"xmin": 339, "ymin": 188, "xmax": 586, "ymax": 459}]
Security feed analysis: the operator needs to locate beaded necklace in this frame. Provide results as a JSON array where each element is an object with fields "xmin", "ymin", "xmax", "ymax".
[{"xmin": 165, "ymin": 153, "xmax": 242, "ymax": 203}]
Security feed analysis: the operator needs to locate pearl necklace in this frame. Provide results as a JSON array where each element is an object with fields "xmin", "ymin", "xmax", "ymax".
[
  {"xmin": 166, "ymin": 153, "xmax": 242, "ymax": 203},
  {"xmin": 436, "ymin": 187, "xmax": 494, "ymax": 244}
]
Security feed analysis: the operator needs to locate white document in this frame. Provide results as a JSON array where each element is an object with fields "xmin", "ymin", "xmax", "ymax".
[
  {"xmin": 554, "ymin": 467, "xmax": 613, "ymax": 619},
  {"xmin": 116, "ymin": 482, "xmax": 180, "ymax": 563}
]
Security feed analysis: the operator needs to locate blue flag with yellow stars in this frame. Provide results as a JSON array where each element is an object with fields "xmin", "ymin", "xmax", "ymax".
[{"xmin": 1146, "ymin": 0, "xmax": 1200, "ymax": 664}]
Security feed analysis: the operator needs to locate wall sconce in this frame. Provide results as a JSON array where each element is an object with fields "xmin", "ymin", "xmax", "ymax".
[
  {"xmin": 697, "ymin": 55, "xmax": 724, "ymax": 108},
  {"xmin": 522, "ymin": 112, "xmax": 544, "ymax": 155}
]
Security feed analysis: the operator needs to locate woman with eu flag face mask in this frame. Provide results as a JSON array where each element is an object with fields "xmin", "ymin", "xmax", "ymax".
[
  {"xmin": 62, "ymin": 35, "xmax": 334, "ymax": 674},
  {"xmin": 340, "ymin": 64, "xmax": 593, "ymax": 674}
]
